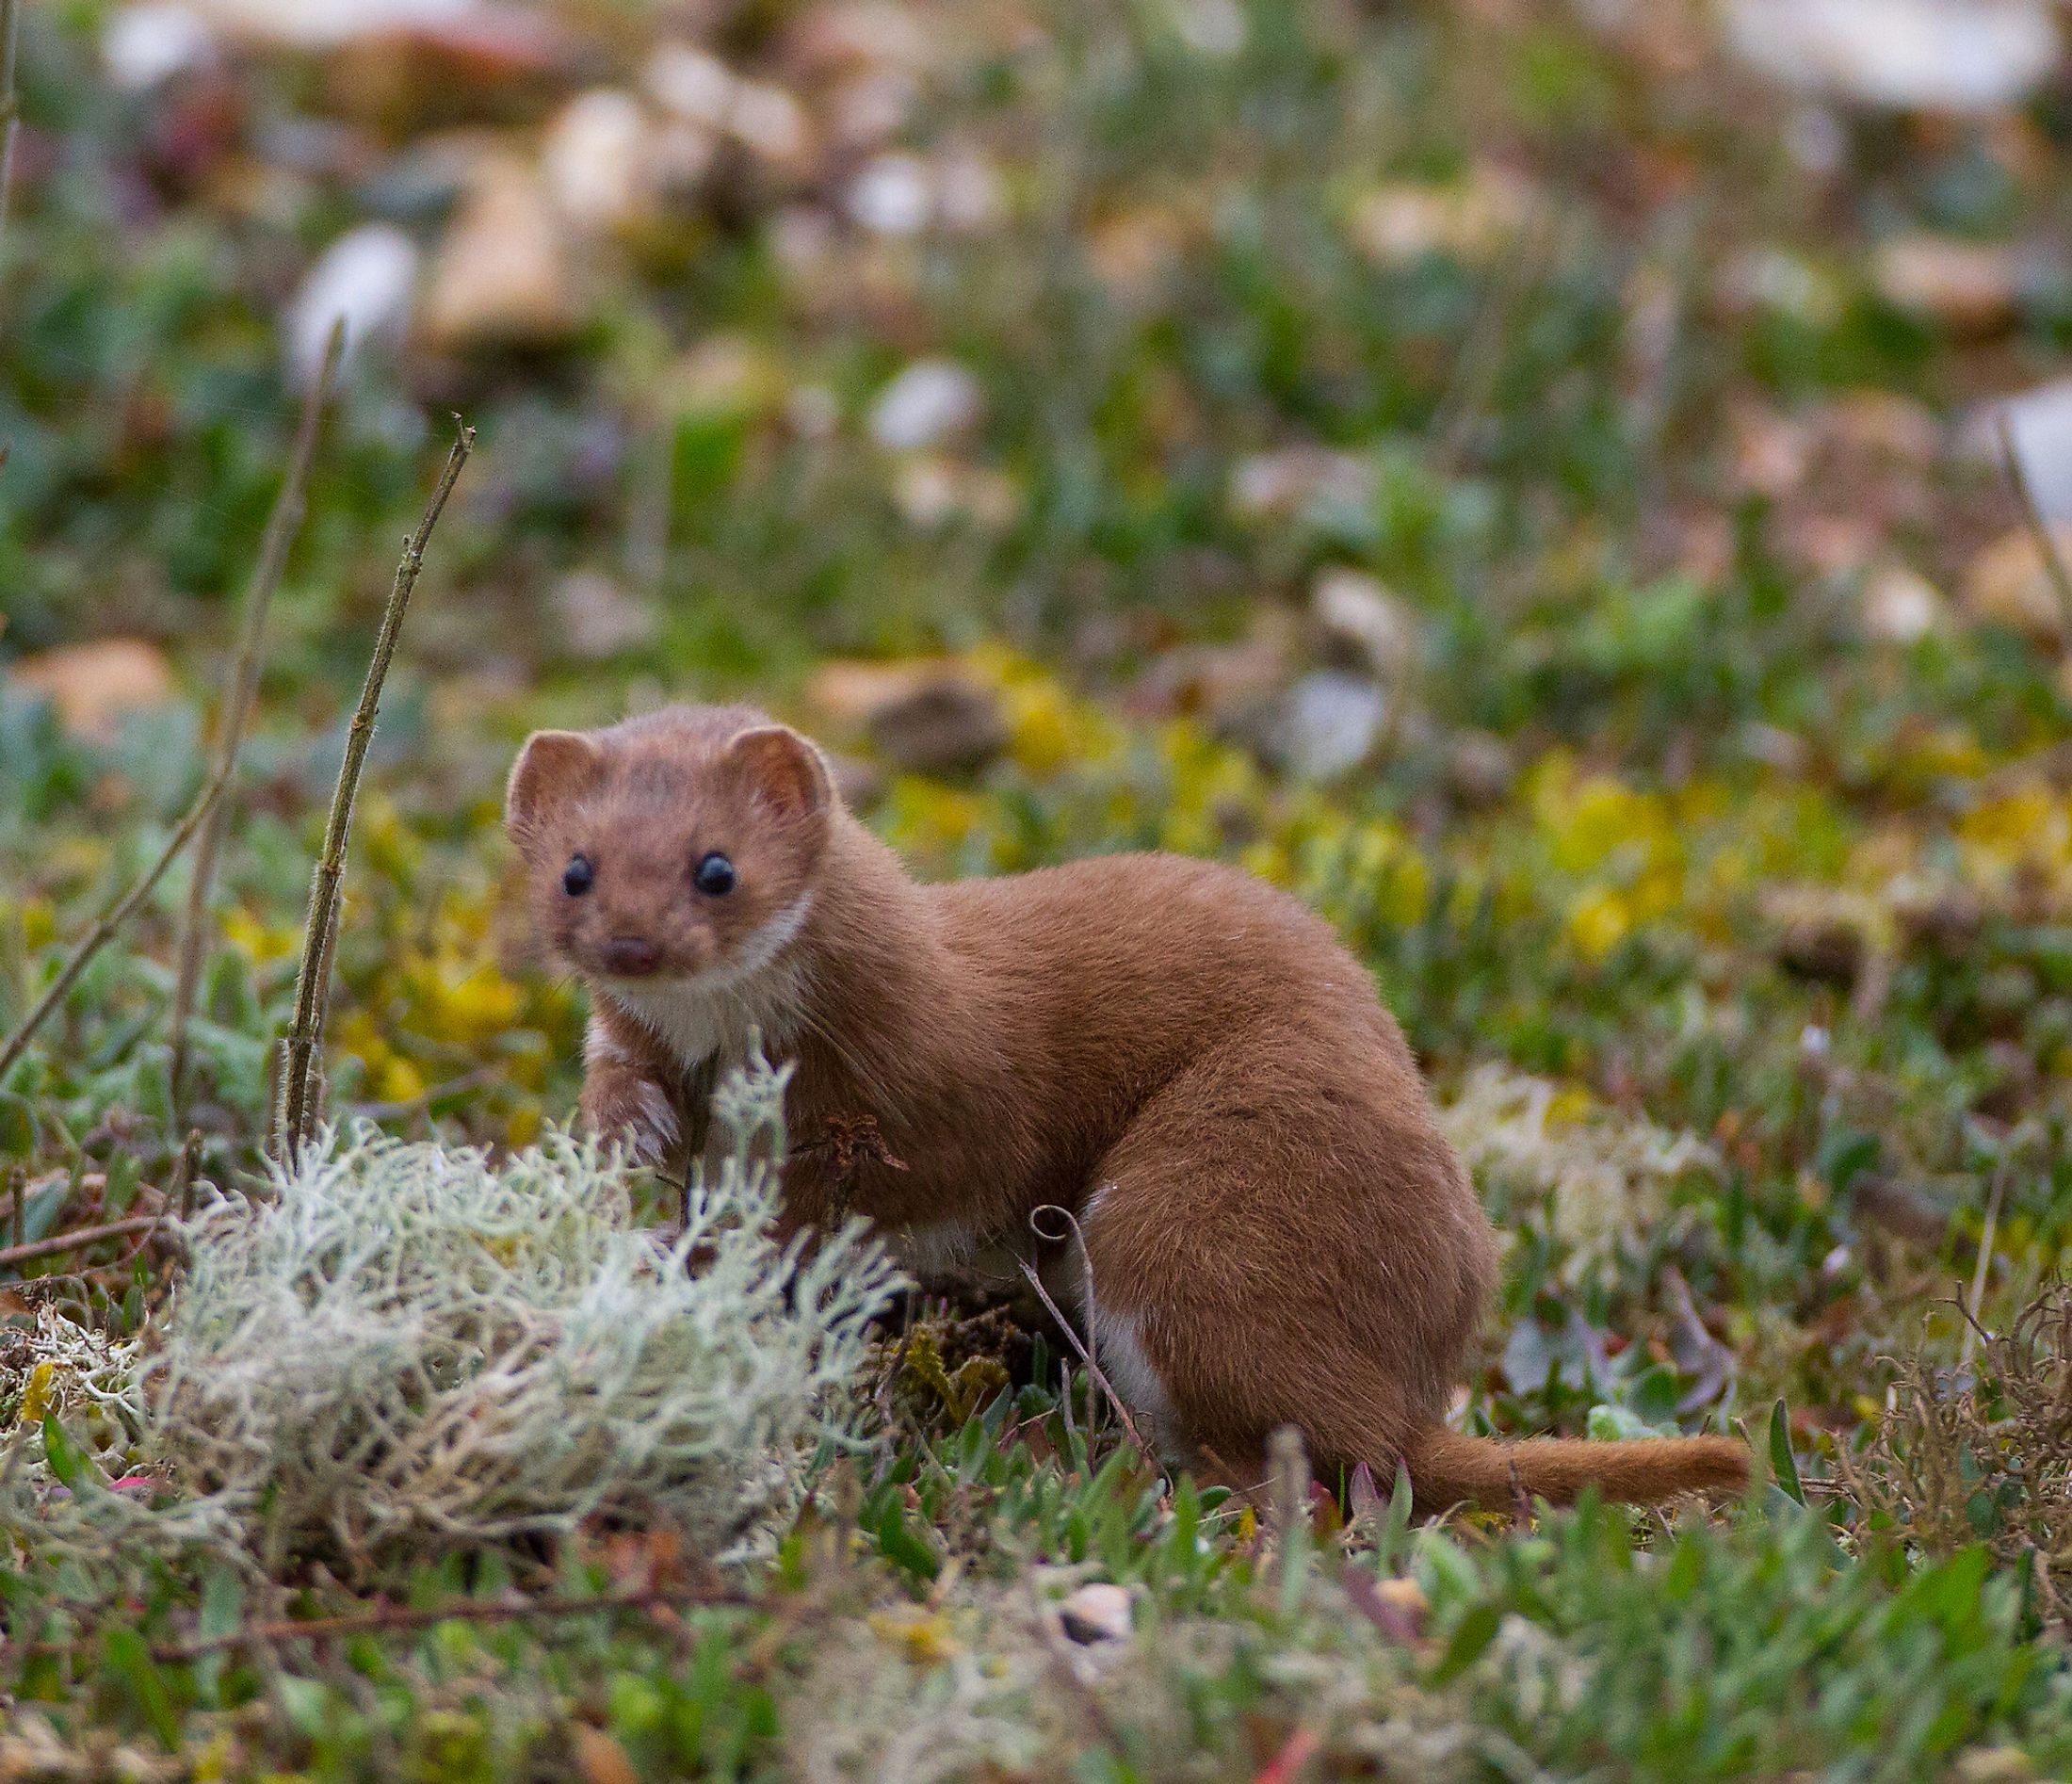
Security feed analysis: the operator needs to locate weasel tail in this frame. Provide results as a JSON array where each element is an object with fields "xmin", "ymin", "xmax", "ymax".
[{"xmin": 1403, "ymin": 1426, "xmax": 1750, "ymax": 1511}]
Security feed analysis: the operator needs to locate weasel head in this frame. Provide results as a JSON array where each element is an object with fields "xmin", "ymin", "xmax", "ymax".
[{"xmin": 506, "ymin": 704, "xmax": 834, "ymax": 1000}]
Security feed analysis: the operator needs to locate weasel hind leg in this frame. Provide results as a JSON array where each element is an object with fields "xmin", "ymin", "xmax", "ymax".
[{"xmin": 1072, "ymin": 1039, "xmax": 1477, "ymax": 1487}]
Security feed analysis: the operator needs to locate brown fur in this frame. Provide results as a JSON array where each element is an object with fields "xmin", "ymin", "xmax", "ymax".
[{"xmin": 507, "ymin": 705, "xmax": 1749, "ymax": 1511}]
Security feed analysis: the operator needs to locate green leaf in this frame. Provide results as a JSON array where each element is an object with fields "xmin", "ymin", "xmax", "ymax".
[
  {"xmin": 874, "ymin": 1500, "xmax": 942, "ymax": 1582},
  {"xmin": 105, "ymin": 1625, "xmax": 181, "ymax": 1750},
  {"xmin": 1429, "ymin": 1602, "xmax": 1503, "ymax": 1685},
  {"xmin": 41, "ymin": 1413, "xmax": 85, "ymax": 1492},
  {"xmin": 1769, "ymin": 1399, "xmax": 1805, "ymax": 1505}
]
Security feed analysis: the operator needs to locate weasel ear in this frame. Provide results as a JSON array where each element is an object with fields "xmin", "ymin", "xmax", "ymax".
[
  {"xmin": 506, "ymin": 731, "xmax": 605, "ymax": 841},
  {"xmin": 722, "ymin": 724, "xmax": 833, "ymax": 824}
]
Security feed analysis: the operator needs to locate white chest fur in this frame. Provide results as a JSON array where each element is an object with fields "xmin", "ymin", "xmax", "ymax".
[{"xmin": 603, "ymin": 893, "xmax": 816, "ymax": 1072}]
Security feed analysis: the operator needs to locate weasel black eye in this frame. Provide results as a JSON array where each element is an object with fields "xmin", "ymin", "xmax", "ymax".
[
  {"xmin": 562, "ymin": 854, "xmax": 594, "ymax": 897},
  {"xmin": 693, "ymin": 851, "xmax": 737, "ymax": 897}
]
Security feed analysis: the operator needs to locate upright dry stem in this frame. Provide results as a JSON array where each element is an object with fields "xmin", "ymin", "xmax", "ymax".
[
  {"xmin": 169, "ymin": 321, "xmax": 345, "ymax": 1124},
  {"xmin": 275, "ymin": 421, "xmax": 474, "ymax": 1159},
  {"xmin": 0, "ymin": 770, "xmax": 235, "ymax": 1088}
]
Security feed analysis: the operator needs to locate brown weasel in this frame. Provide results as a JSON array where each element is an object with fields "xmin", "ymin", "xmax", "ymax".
[{"xmin": 507, "ymin": 703, "xmax": 1748, "ymax": 1510}]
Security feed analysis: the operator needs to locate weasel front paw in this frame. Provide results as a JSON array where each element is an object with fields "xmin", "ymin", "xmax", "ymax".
[{"xmin": 582, "ymin": 1075, "xmax": 684, "ymax": 1171}]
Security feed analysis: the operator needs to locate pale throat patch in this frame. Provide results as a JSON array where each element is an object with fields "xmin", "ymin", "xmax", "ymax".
[{"xmin": 603, "ymin": 892, "xmax": 816, "ymax": 1071}]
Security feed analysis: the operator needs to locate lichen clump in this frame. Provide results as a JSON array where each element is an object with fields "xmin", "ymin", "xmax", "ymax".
[{"xmin": 138, "ymin": 1059, "xmax": 898, "ymax": 1574}]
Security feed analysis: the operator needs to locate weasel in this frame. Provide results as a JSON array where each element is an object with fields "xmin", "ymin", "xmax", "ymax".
[{"xmin": 507, "ymin": 704, "xmax": 1748, "ymax": 1509}]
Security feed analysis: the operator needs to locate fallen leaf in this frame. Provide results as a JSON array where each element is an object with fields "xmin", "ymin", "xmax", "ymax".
[
  {"xmin": 422, "ymin": 153, "xmax": 580, "ymax": 351},
  {"xmin": 1964, "ymin": 527, "xmax": 2072, "ymax": 641},
  {"xmin": 570, "ymin": 1726, "xmax": 639, "ymax": 1784},
  {"xmin": 9, "ymin": 639, "xmax": 176, "ymax": 742},
  {"xmin": 1873, "ymin": 235, "xmax": 2019, "ymax": 336},
  {"xmin": 806, "ymin": 659, "xmax": 1009, "ymax": 774}
]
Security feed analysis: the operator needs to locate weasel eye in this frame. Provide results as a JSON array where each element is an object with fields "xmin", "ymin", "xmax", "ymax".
[
  {"xmin": 693, "ymin": 851, "xmax": 737, "ymax": 897},
  {"xmin": 563, "ymin": 854, "xmax": 594, "ymax": 897}
]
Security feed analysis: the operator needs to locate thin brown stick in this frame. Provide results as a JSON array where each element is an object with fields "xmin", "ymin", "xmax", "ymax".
[
  {"xmin": 151, "ymin": 1581, "xmax": 745, "ymax": 1663},
  {"xmin": 1959, "ymin": 1126, "xmax": 2032, "ymax": 1373},
  {"xmin": 172, "ymin": 1127, "xmax": 202, "ymax": 1222},
  {"xmin": 1995, "ymin": 411, "xmax": 2072, "ymax": 641},
  {"xmin": 0, "ymin": 1214, "xmax": 161, "ymax": 1273},
  {"xmin": 169, "ymin": 321, "xmax": 346, "ymax": 1124},
  {"xmin": 0, "ymin": 767, "xmax": 235, "ymax": 1088},
  {"xmin": 1015, "ymin": 1250, "xmax": 1151, "ymax": 1460},
  {"xmin": 277, "ymin": 419, "xmax": 474, "ymax": 1159}
]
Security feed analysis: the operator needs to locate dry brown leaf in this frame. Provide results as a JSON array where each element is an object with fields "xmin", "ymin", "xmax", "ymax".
[
  {"xmin": 422, "ymin": 153, "xmax": 580, "ymax": 352},
  {"xmin": 9, "ymin": 639, "xmax": 176, "ymax": 741},
  {"xmin": 1964, "ymin": 527, "xmax": 2072, "ymax": 641}
]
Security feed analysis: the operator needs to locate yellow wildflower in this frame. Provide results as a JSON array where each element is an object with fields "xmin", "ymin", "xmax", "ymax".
[{"xmin": 1567, "ymin": 886, "xmax": 1632, "ymax": 961}]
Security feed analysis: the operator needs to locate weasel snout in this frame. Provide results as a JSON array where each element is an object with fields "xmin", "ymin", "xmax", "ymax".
[{"xmin": 601, "ymin": 935, "xmax": 662, "ymax": 977}]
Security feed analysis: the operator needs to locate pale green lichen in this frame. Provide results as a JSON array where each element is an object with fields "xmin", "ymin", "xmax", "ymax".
[{"xmin": 125, "ymin": 1054, "xmax": 898, "ymax": 1575}]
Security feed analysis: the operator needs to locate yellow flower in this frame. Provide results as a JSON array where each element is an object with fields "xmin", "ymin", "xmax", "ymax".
[
  {"xmin": 18, "ymin": 898, "xmax": 56, "ymax": 951},
  {"xmin": 868, "ymin": 1605, "xmax": 963, "ymax": 1663},
  {"xmin": 1959, "ymin": 786, "xmax": 2072, "ymax": 886},
  {"xmin": 1567, "ymin": 886, "xmax": 1632, "ymax": 961},
  {"xmin": 379, "ymin": 1056, "xmax": 428, "ymax": 1105},
  {"xmin": 18, "ymin": 1361, "xmax": 55, "ymax": 1426},
  {"xmin": 222, "ymin": 905, "xmax": 299, "ymax": 965},
  {"xmin": 1003, "ymin": 678, "xmax": 1077, "ymax": 780}
]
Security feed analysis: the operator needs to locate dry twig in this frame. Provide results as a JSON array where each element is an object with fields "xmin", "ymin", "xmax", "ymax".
[
  {"xmin": 277, "ymin": 420, "xmax": 474, "ymax": 1158},
  {"xmin": 169, "ymin": 321, "xmax": 346, "ymax": 1124},
  {"xmin": 149, "ymin": 1581, "xmax": 748, "ymax": 1663},
  {"xmin": 1015, "ymin": 1228, "xmax": 1151, "ymax": 1459},
  {"xmin": 0, "ymin": 769, "xmax": 237, "ymax": 1088},
  {"xmin": 0, "ymin": 1214, "xmax": 163, "ymax": 1273}
]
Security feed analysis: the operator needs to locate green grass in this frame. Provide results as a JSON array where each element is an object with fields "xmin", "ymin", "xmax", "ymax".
[{"xmin": 8, "ymin": 0, "xmax": 2072, "ymax": 1773}]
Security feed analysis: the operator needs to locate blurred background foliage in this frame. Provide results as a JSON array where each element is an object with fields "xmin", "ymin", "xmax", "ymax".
[{"xmin": 14, "ymin": 0, "xmax": 2072, "ymax": 1768}]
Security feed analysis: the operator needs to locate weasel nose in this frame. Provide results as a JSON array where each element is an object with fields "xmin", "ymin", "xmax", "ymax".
[{"xmin": 602, "ymin": 935, "xmax": 660, "ymax": 977}]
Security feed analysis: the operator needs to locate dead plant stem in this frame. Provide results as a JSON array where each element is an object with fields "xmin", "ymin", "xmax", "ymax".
[
  {"xmin": 169, "ymin": 321, "xmax": 345, "ymax": 1124},
  {"xmin": 0, "ymin": 767, "xmax": 236, "ymax": 1087},
  {"xmin": 277, "ymin": 419, "xmax": 473, "ymax": 1158}
]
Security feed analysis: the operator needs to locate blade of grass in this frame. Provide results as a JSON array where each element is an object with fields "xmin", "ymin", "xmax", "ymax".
[
  {"xmin": 168, "ymin": 319, "xmax": 346, "ymax": 1125},
  {"xmin": 276, "ymin": 418, "xmax": 474, "ymax": 1159}
]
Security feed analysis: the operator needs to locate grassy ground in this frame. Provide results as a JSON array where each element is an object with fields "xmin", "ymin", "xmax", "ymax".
[{"xmin": 8, "ymin": 0, "xmax": 2072, "ymax": 1775}]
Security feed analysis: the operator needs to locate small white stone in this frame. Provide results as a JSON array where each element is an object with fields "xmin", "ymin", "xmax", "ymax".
[
  {"xmin": 542, "ymin": 89, "xmax": 652, "ymax": 233},
  {"xmin": 284, "ymin": 223, "xmax": 419, "ymax": 387},
  {"xmin": 729, "ymin": 80, "xmax": 810, "ymax": 167},
  {"xmin": 1172, "ymin": 0, "xmax": 1245, "ymax": 56},
  {"xmin": 1312, "ymin": 567, "xmax": 1416, "ymax": 677},
  {"xmin": 643, "ymin": 42, "xmax": 737, "ymax": 129},
  {"xmin": 1862, "ymin": 565, "xmax": 1941, "ymax": 645},
  {"xmin": 1273, "ymin": 671, "xmax": 1388, "ymax": 781},
  {"xmin": 847, "ymin": 152, "xmax": 933, "ymax": 235},
  {"xmin": 867, "ymin": 360, "xmax": 983, "ymax": 451},
  {"xmin": 1058, "ymin": 1582, "xmax": 1133, "ymax": 1645},
  {"xmin": 102, "ymin": 5, "xmax": 216, "ymax": 90},
  {"xmin": 1723, "ymin": 0, "xmax": 2059, "ymax": 113},
  {"xmin": 1993, "ymin": 381, "xmax": 2072, "ymax": 526}
]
